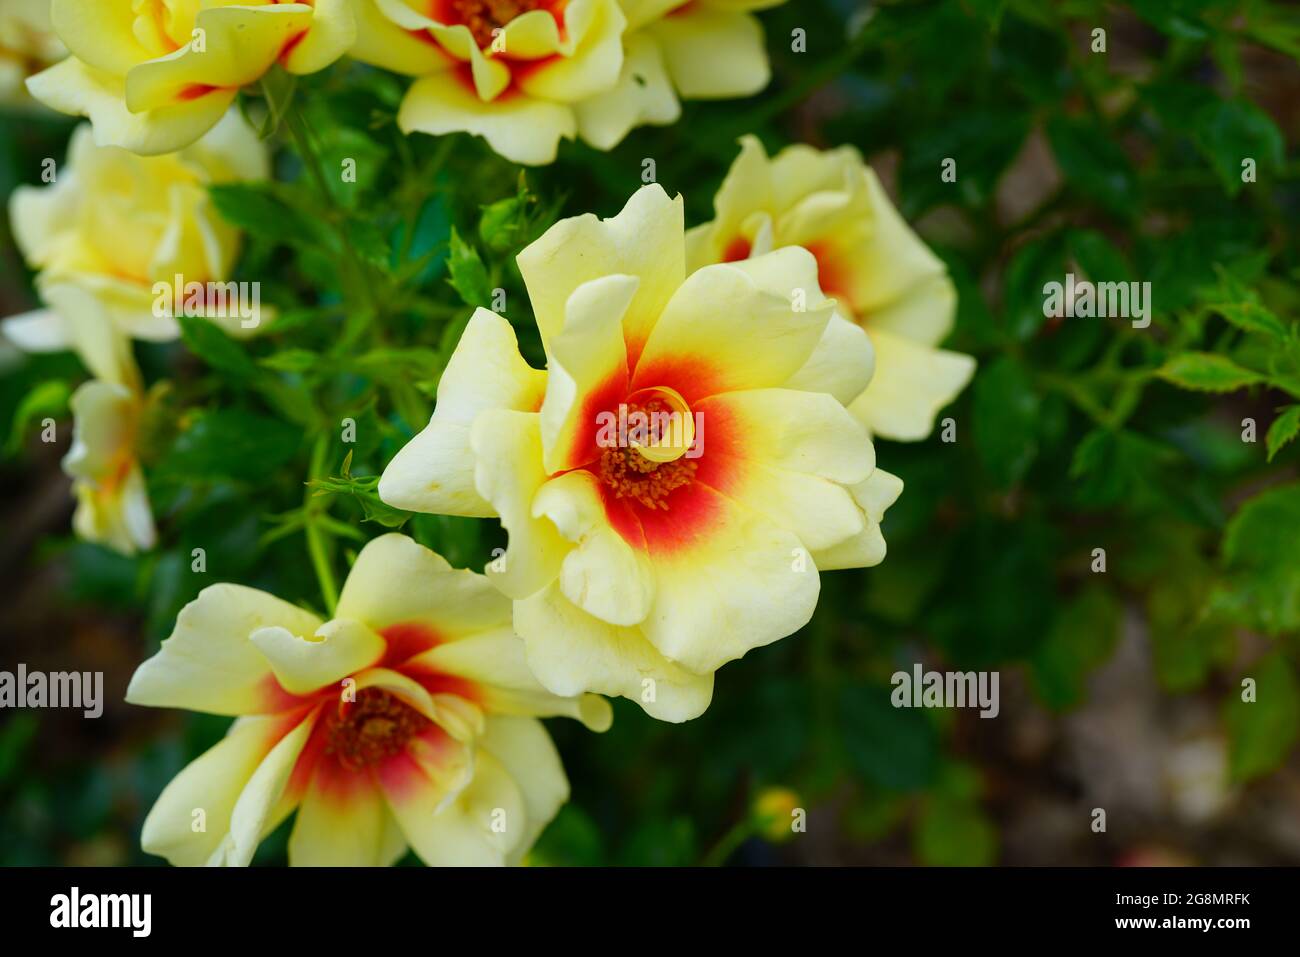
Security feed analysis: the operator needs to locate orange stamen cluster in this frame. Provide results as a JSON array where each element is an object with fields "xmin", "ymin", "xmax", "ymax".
[
  {"xmin": 447, "ymin": 0, "xmax": 544, "ymax": 47},
  {"xmin": 597, "ymin": 400, "xmax": 697, "ymax": 510},
  {"xmin": 325, "ymin": 688, "xmax": 430, "ymax": 771}
]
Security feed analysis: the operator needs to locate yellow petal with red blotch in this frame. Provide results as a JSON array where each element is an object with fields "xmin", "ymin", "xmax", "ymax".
[
  {"xmin": 515, "ymin": 581, "xmax": 714, "ymax": 722},
  {"xmin": 539, "ymin": 273, "xmax": 636, "ymax": 474},
  {"xmin": 207, "ymin": 711, "xmax": 318, "ymax": 866},
  {"xmin": 350, "ymin": 0, "xmax": 454, "ymax": 75},
  {"xmin": 140, "ymin": 712, "xmax": 302, "ymax": 867},
  {"xmin": 70, "ymin": 460, "xmax": 157, "ymax": 556},
  {"xmin": 630, "ymin": 248, "xmax": 833, "ymax": 403},
  {"xmin": 697, "ymin": 387, "xmax": 874, "ymax": 484},
  {"xmin": 379, "ymin": 309, "xmax": 545, "ymax": 517},
  {"xmin": 638, "ymin": 482, "xmax": 819, "ymax": 674},
  {"xmin": 282, "ymin": 0, "xmax": 356, "ymax": 75},
  {"xmin": 848, "ymin": 328, "xmax": 975, "ymax": 442},
  {"xmin": 469, "ymin": 410, "xmax": 570, "ymax": 600},
  {"xmin": 50, "ymin": 0, "xmax": 151, "ymax": 75},
  {"xmin": 479, "ymin": 716, "xmax": 569, "ymax": 864},
  {"xmin": 123, "ymin": 6, "xmax": 316, "ymax": 114},
  {"xmin": 27, "ymin": 57, "xmax": 235, "ymax": 156},
  {"xmin": 287, "ymin": 757, "xmax": 397, "ymax": 866},
  {"xmin": 704, "ymin": 461, "xmax": 864, "ymax": 552},
  {"xmin": 335, "ymin": 533, "xmax": 515, "ymax": 642},
  {"xmin": 684, "ymin": 134, "xmax": 772, "ymax": 269},
  {"xmin": 832, "ymin": 169, "xmax": 954, "ymax": 336},
  {"xmin": 809, "ymin": 467, "xmax": 903, "ymax": 570},
  {"xmin": 398, "ymin": 70, "xmax": 574, "ymax": 166},
  {"xmin": 516, "ymin": 183, "xmax": 683, "ymax": 355},
  {"xmin": 533, "ymin": 470, "xmax": 655, "ymax": 626},
  {"xmin": 782, "ymin": 310, "xmax": 876, "ymax": 406},
  {"xmin": 517, "ymin": 0, "xmax": 625, "ymax": 102},
  {"xmin": 647, "ymin": 6, "xmax": 769, "ymax": 98},
  {"xmin": 575, "ymin": 30, "xmax": 680, "ymax": 150},
  {"xmin": 378, "ymin": 743, "xmax": 523, "ymax": 866},
  {"xmin": 249, "ymin": 618, "xmax": 386, "ymax": 697},
  {"xmin": 127, "ymin": 584, "xmax": 322, "ymax": 716},
  {"xmin": 404, "ymin": 628, "xmax": 613, "ymax": 731}
]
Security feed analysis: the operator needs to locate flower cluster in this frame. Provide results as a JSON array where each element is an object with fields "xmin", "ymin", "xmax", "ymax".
[
  {"xmin": 5, "ymin": 5, "xmax": 980, "ymax": 866},
  {"xmin": 27, "ymin": 0, "xmax": 787, "ymax": 163},
  {"xmin": 4, "ymin": 108, "xmax": 267, "ymax": 554}
]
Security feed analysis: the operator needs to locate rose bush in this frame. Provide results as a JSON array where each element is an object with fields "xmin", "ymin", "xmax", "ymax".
[{"xmin": 1, "ymin": 0, "xmax": 1298, "ymax": 870}]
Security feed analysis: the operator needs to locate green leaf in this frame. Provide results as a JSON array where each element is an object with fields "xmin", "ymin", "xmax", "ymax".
[
  {"xmin": 209, "ymin": 183, "xmax": 328, "ymax": 249},
  {"xmin": 259, "ymin": 349, "xmax": 323, "ymax": 373},
  {"xmin": 1002, "ymin": 233, "xmax": 1068, "ymax": 341},
  {"xmin": 162, "ymin": 409, "xmax": 302, "ymax": 482},
  {"xmin": 479, "ymin": 177, "xmax": 536, "ymax": 253},
  {"xmin": 1213, "ymin": 482, "xmax": 1300, "ymax": 635},
  {"xmin": 1222, "ymin": 653, "xmax": 1300, "ymax": 782},
  {"xmin": 177, "ymin": 314, "xmax": 259, "ymax": 380},
  {"xmin": 310, "ymin": 473, "xmax": 411, "ymax": 528},
  {"xmin": 5, "ymin": 379, "xmax": 70, "ymax": 456},
  {"xmin": 1031, "ymin": 585, "xmax": 1121, "ymax": 710},
  {"xmin": 1194, "ymin": 98, "xmax": 1285, "ymax": 197},
  {"xmin": 1156, "ymin": 352, "xmax": 1264, "ymax": 392},
  {"xmin": 973, "ymin": 356, "xmax": 1040, "ymax": 487},
  {"xmin": 528, "ymin": 805, "xmax": 605, "ymax": 866},
  {"xmin": 445, "ymin": 227, "xmax": 492, "ymax": 308},
  {"xmin": 839, "ymin": 682, "xmax": 940, "ymax": 792},
  {"xmin": 1216, "ymin": 301, "xmax": 1289, "ymax": 340},
  {"xmin": 1069, "ymin": 427, "xmax": 1176, "ymax": 508},
  {"xmin": 914, "ymin": 796, "xmax": 997, "ymax": 866},
  {"xmin": 1046, "ymin": 116, "xmax": 1138, "ymax": 216},
  {"xmin": 1266, "ymin": 405, "xmax": 1300, "ymax": 461}
]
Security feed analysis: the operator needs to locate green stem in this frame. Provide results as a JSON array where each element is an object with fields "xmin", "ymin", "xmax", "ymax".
[
  {"xmin": 304, "ymin": 435, "xmax": 339, "ymax": 616},
  {"xmin": 701, "ymin": 819, "xmax": 758, "ymax": 868},
  {"xmin": 276, "ymin": 89, "xmax": 385, "ymax": 353}
]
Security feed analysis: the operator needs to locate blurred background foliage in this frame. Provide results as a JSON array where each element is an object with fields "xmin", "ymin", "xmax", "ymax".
[{"xmin": 2, "ymin": 0, "xmax": 1300, "ymax": 866}]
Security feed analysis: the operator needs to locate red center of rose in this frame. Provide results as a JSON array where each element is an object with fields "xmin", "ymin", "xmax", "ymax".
[
  {"xmin": 324, "ymin": 688, "xmax": 430, "ymax": 771},
  {"xmin": 596, "ymin": 397, "xmax": 697, "ymax": 510},
  {"xmin": 444, "ymin": 0, "xmax": 545, "ymax": 46}
]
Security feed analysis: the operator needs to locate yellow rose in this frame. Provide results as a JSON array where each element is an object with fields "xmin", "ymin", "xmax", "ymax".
[
  {"xmin": 63, "ymin": 378, "xmax": 156, "ymax": 555},
  {"xmin": 380, "ymin": 184, "xmax": 901, "ymax": 722},
  {"xmin": 27, "ymin": 0, "xmax": 355, "ymax": 155},
  {"xmin": 127, "ymin": 533, "xmax": 610, "ymax": 866},
  {"xmin": 351, "ymin": 0, "xmax": 627, "ymax": 165},
  {"xmin": 3, "ymin": 111, "xmax": 267, "ymax": 386},
  {"xmin": 575, "ymin": 0, "xmax": 785, "ymax": 149},
  {"xmin": 688, "ymin": 136, "xmax": 977, "ymax": 441},
  {"xmin": 0, "ymin": 0, "xmax": 65, "ymax": 105}
]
